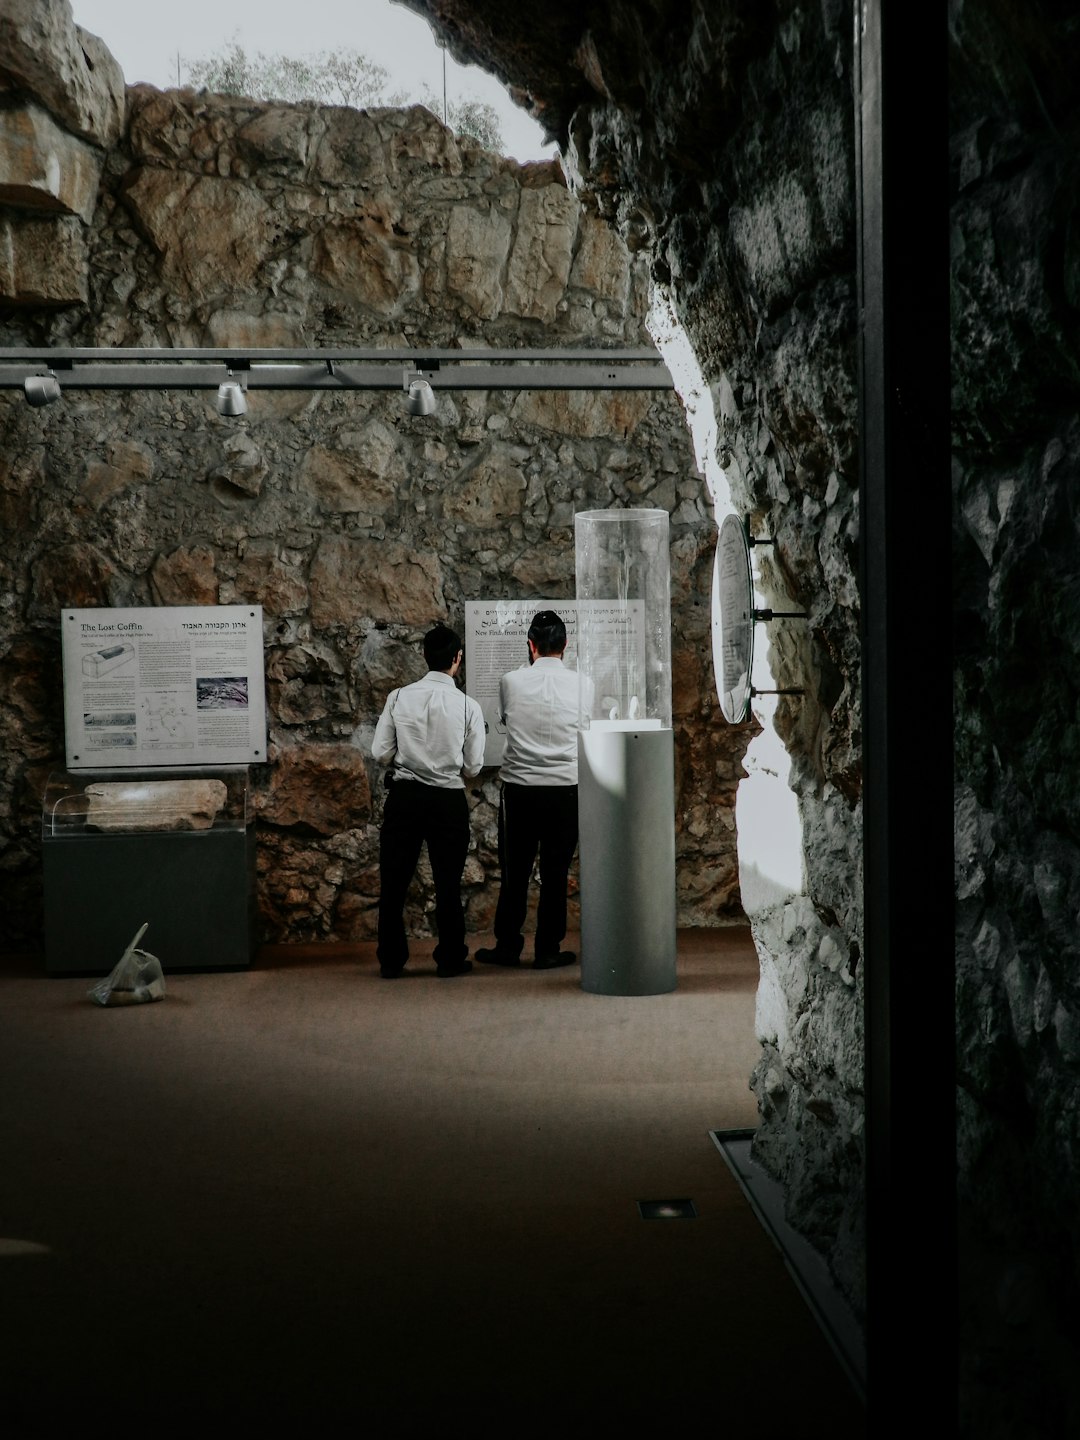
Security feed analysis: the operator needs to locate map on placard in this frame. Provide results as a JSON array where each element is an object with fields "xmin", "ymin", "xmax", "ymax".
[{"xmin": 61, "ymin": 605, "xmax": 267, "ymax": 768}]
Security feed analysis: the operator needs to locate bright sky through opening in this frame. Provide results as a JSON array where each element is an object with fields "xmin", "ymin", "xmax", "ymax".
[{"xmin": 67, "ymin": 0, "xmax": 553, "ymax": 163}]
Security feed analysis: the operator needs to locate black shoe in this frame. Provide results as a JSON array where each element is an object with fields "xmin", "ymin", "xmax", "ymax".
[
  {"xmin": 533, "ymin": 951, "xmax": 576, "ymax": 970},
  {"xmin": 436, "ymin": 959, "xmax": 473, "ymax": 978},
  {"xmin": 475, "ymin": 947, "xmax": 521, "ymax": 968},
  {"xmin": 379, "ymin": 965, "xmax": 405, "ymax": 979}
]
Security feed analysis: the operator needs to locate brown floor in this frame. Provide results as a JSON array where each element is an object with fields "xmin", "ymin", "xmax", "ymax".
[{"xmin": 0, "ymin": 928, "xmax": 866, "ymax": 1434}]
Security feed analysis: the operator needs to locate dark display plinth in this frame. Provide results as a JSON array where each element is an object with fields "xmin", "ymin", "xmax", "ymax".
[{"xmin": 41, "ymin": 768, "xmax": 257, "ymax": 976}]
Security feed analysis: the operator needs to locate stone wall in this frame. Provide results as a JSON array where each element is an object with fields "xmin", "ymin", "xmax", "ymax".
[{"xmin": 0, "ymin": 0, "xmax": 754, "ymax": 952}]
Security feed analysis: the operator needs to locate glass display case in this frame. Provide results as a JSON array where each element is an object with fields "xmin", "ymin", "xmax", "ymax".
[
  {"xmin": 43, "ymin": 767, "xmax": 252, "ymax": 837},
  {"xmin": 41, "ymin": 766, "xmax": 257, "ymax": 976},
  {"xmin": 573, "ymin": 509, "xmax": 677, "ymax": 996},
  {"xmin": 574, "ymin": 507, "xmax": 672, "ymax": 732}
]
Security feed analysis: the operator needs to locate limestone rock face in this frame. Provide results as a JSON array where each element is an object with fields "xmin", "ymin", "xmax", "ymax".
[
  {"xmin": 0, "ymin": 212, "xmax": 87, "ymax": 305},
  {"xmin": 443, "ymin": 448, "xmax": 526, "ymax": 526},
  {"xmin": 510, "ymin": 388, "xmax": 652, "ymax": 439},
  {"xmin": 0, "ymin": 104, "xmax": 104, "ymax": 219},
  {"xmin": 255, "ymin": 741, "xmax": 371, "ymax": 835},
  {"xmin": 0, "ymin": 0, "xmax": 124, "ymax": 148},
  {"xmin": 0, "ymin": 0, "xmax": 124, "ymax": 307},
  {"xmin": 446, "ymin": 202, "xmax": 513, "ymax": 317},
  {"xmin": 29, "ymin": 541, "xmax": 116, "ymax": 617},
  {"xmin": 504, "ymin": 183, "xmax": 579, "ymax": 320},
  {"xmin": 309, "ymin": 537, "xmax": 446, "ymax": 629},
  {"xmin": 150, "ymin": 547, "xmax": 219, "ymax": 607},
  {"xmin": 298, "ymin": 433, "xmax": 403, "ymax": 516},
  {"xmin": 80, "ymin": 441, "xmax": 154, "ymax": 510},
  {"xmin": 312, "ymin": 215, "xmax": 421, "ymax": 315},
  {"xmin": 121, "ymin": 169, "xmax": 279, "ymax": 296},
  {"xmin": 570, "ymin": 213, "xmax": 631, "ymax": 307}
]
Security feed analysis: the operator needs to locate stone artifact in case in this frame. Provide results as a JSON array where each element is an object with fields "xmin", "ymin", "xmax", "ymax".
[
  {"xmin": 42, "ymin": 767, "xmax": 256, "ymax": 976},
  {"xmin": 82, "ymin": 778, "xmax": 228, "ymax": 833}
]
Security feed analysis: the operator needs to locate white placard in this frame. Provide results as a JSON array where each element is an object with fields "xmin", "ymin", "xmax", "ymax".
[
  {"xmin": 464, "ymin": 599, "xmax": 644, "ymax": 766},
  {"xmin": 61, "ymin": 606, "xmax": 267, "ymax": 769},
  {"xmin": 714, "ymin": 514, "xmax": 754, "ymax": 724}
]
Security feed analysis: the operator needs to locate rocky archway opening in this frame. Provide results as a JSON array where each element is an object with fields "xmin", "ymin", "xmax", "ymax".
[{"xmin": 0, "ymin": 0, "xmax": 867, "ymax": 1348}]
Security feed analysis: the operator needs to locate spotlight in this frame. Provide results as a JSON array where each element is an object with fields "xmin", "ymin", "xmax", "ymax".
[
  {"xmin": 404, "ymin": 372, "xmax": 436, "ymax": 417},
  {"xmin": 24, "ymin": 373, "xmax": 61, "ymax": 407},
  {"xmin": 216, "ymin": 378, "xmax": 247, "ymax": 416}
]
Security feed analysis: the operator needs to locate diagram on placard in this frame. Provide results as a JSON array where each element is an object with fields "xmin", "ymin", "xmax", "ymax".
[
  {"xmin": 81, "ymin": 642, "xmax": 134, "ymax": 679},
  {"xmin": 141, "ymin": 694, "xmax": 190, "ymax": 741}
]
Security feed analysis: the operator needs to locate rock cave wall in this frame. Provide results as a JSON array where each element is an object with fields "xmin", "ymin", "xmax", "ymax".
[
  {"xmin": 951, "ymin": 2, "xmax": 1080, "ymax": 1431},
  {"xmin": 0, "ymin": 1, "xmax": 754, "ymax": 954}
]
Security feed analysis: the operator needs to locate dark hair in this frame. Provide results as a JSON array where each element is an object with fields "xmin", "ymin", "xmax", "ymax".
[
  {"xmin": 528, "ymin": 610, "xmax": 567, "ymax": 656},
  {"xmin": 424, "ymin": 624, "xmax": 462, "ymax": 671}
]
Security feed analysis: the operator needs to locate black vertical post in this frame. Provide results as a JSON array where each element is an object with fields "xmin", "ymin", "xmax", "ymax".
[{"xmin": 855, "ymin": 0, "xmax": 954, "ymax": 1427}]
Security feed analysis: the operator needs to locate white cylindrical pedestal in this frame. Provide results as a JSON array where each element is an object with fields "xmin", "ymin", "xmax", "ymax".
[{"xmin": 577, "ymin": 725, "xmax": 677, "ymax": 996}]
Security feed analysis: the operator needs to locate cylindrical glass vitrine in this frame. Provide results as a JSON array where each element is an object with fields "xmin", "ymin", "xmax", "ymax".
[
  {"xmin": 574, "ymin": 509, "xmax": 677, "ymax": 995},
  {"xmin": 575, "ymin": 507, "xmax": 672, "ymax": 732}
]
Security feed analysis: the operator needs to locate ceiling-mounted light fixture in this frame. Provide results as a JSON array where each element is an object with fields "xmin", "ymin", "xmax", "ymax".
[
  {"xmin": 24, "ymin": 372, "xmax": 61, "ymax": 407},
  {"xmin": 404, "ymin": 370, "xmax": 436, "ymax": 417},
  {"xmin": 215, "ymin": 374, "xmax": 248, "ymax": 416}
]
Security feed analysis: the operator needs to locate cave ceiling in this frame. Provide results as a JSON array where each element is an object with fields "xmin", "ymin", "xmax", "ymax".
[{"xmin": 394, "ymin": 1, "xmax": 763, "ymax": 176}]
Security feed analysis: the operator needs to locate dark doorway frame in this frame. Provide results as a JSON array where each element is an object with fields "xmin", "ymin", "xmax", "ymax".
[{"xmin": 856, "ymin": 2, "xmax": 955, "ymax": 1424}]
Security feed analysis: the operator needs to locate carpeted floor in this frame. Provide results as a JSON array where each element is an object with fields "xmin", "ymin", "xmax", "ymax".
[{"xmin": 0, "ymin": 928, "xmax": 866, "ymax": 1434}]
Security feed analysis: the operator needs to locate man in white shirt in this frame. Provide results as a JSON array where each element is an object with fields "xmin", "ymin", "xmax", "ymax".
[
  {"xmin": 372, "ymin": 623, "xmax": 486, "ymax": 979},
  {"xmin": 476, "ymin": 610, "xmax": 585, "ymax": 970}
]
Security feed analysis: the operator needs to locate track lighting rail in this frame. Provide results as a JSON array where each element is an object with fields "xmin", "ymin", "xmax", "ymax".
[{"xmin": 0, "ymin": 347, "xmax": 672, "ymax": 395}]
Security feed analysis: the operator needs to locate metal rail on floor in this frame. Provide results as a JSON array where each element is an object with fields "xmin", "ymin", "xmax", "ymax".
[{"xmin": 710, "ymin": 1127, "xmax": 867, "ymax": 1406}]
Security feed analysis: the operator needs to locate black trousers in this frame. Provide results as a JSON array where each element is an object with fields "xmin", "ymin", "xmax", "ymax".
[
  {"xmin": 377, "ymin": 780, "xmax": 470, "ymax": 969},
  {"xmin": 493, "ymin": 782, "xmax": 579, "ymax": 960}
]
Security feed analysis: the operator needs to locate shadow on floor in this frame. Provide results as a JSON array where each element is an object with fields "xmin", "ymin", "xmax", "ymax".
[{"xmin": 0, "ymin": 928, "xmax": 866, "ymax": 1433}]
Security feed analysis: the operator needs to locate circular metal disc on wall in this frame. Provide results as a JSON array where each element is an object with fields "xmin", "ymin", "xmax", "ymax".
[{"xmin": 713, "ymin": 514, "xmax": 754, "ymax": 724}]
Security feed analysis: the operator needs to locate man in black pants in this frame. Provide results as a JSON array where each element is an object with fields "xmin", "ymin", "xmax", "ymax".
[
  {"xmin": 477, "ymin": 610, "xmax": 586, "ymax": 971},
  {"xmin": 372, "ymin": 624, "xmax": 485, "ymax": 978}
]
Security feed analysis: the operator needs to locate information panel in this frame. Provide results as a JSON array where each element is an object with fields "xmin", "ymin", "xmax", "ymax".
[
  {"xmin": 464, "ymin": 598, "xmax": 644, "ymax": 767},
  {"xmin": 61, "ymin": 605, "xmax": 267, "ymax": 769},
  {"xmin": 713, "ymin": 514, "xmax": 754, "ymax": 724}
]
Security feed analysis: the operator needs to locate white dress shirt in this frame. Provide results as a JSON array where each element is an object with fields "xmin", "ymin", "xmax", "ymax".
[
  {"xmin": 372, "ymin": 671, "xmax": 486, "ymax": 789},
  {"xmin": 498, "ymin": 656, "xmax": 589, "ymax": 787}
]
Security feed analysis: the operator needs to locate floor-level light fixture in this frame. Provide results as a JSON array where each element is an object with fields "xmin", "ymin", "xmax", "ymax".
[{"xmin": 24, "ymin": 372, "xmax": 61, "ymax": 407}]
